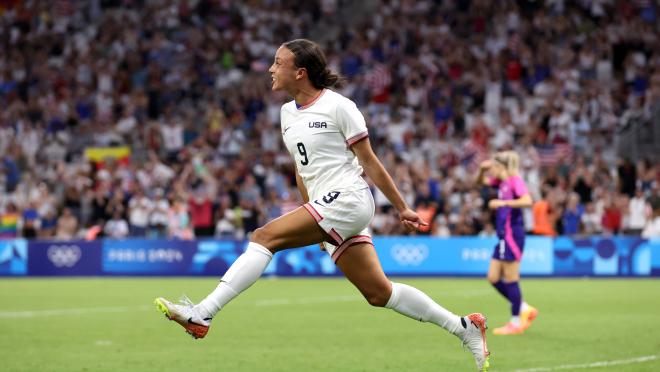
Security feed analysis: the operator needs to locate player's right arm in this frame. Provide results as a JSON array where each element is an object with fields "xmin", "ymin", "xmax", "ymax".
[{"xmin": 476, "ymin": 160, "xmax": 493, "ymax": 186}]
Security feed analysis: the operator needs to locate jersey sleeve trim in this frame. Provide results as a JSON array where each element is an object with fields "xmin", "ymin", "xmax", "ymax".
[{"xmin": 346, "ymin": 131, "xmax": 369, "ymax": 146}]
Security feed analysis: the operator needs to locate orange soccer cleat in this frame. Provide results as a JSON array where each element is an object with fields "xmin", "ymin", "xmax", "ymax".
[
  {"xmin": 493, "ymin": 322, "xmax": 524, "ymax": 335},
  {"xmin": 521, "ymin": 305, "xmax": 539, "ymax": 330}
]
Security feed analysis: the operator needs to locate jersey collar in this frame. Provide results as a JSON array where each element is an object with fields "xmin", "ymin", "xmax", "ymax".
[{"xmin": 296, "ymin": 89, "xmax": 326, "ymax": 110}]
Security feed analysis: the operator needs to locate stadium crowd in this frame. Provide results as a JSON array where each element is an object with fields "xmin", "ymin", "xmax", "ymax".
[{"xmin": 1, "ymin": 0, "xmax": 659, "ymax": 241}]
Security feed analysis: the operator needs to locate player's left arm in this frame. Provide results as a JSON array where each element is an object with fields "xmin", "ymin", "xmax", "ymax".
[
  {"xmin": 351, "ymin": 138, "xmax": 428, "ymax": 232},
  {"xmin": 489, "ymin": 194, "xmax": 533, "ymax": 209},
  {"xmin": 488, "ymin": 177, "xmax": 533, "ymax": 209}
]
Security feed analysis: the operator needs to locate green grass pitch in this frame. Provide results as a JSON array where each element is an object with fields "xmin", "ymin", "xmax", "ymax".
[{"xmin": 1, "ymin": 278, "xmax": 659, "ymax": 371}]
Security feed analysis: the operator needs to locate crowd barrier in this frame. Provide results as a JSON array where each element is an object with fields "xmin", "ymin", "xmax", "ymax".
[{"xmin": 1, "ymin": 236, "xmax": 659, "ymax": 277}]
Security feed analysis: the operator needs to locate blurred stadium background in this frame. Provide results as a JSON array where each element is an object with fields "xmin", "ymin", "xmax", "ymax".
[{"xmin": 1, "ymin": 0, "xmax": 660, "ymax": 371}]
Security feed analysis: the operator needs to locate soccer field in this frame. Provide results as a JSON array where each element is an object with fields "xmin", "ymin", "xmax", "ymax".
[{"xmin": 1, "ymin": 278, "xmax": 659, "ymax": 372}]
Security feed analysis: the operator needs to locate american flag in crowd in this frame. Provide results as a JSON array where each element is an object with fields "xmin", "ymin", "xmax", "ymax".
[
  {"xmin": 365, "ymin": 63, "xmax": 392, "ymax": 96},
  {"xmin": 535, "ymin": 143, "xmax": 573, "ymax": 166},
  {"xmin": 461, "ymin": 140, "xmax": 489, "ymax": 172}
]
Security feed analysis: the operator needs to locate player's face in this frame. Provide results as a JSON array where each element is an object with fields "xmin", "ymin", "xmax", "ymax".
[
  {"xmin": 269, "ymin": 46, "xmax": 299, "ymax": 92},
  {"xmin": 489, "ymin": 162, "xmax": 506, "ymax": 180}
]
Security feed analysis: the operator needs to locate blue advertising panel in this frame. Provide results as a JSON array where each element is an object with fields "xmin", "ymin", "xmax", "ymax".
[
  {"xmin": 0, "ymin": 239, "xmax": 27, "ymax": 276},
  {"xmin": 520, "ymin": 236, "xmax": 554, "ymax": 275},
  {"xmin": 269, "ymin": 245, "xmax": 338, "ymax": 276},
  {"xmin": 190, "ymin": 240, "xmax": 244, "ymax": 276},
  {"xmin": 373, "ymin": 236, "xmax": 553, "ymax": 276},
  {"xmin": 190, "ymin": 240, "xmax": 340, "ymax": 277},
  {"xmin": 649, "ymin": 239, "xmax": 660, "ymax": 276},
  {"xmin": 553, "ymin": 236, "xmax": 648, "ymax": 276},
  {"xmin": 28, "ymin": 240, "xmax": 102, "ymax": 275},
  {"xmin": 1, "ymin": 236, "xmax": 658, "ymax": 277},
  {"xmin": 102, "ymin": 239, "xmax": 197, "ymax": 275}
]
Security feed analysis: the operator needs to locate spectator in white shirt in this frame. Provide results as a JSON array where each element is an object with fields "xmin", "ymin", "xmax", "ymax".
[
  {"xmin": 642, "ymin": 195, "xmax": 660, "ymax": 238},
  {"xmin": 625, "ymin": 188, "xmax": 649, "ymax": 235},
  {"xmin": 104, "ymin": 210, "xmax": 129, "ymax": 239},
  {"xmin": 128, "ymin": 188, "xmax": 152, "ymax": 237},
  {"xmin": 149, "ymin": 188, "xmax": 170, "ymax": 238}
]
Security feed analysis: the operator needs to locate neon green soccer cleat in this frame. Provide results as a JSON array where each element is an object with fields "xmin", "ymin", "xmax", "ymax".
[{"xmin": 154, "ymin": 296, "xmax": 211, "ymax": 339}]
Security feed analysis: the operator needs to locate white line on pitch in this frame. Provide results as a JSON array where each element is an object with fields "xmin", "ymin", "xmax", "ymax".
[
  {"xmin": 0, "ymin": 305, "xmax": 153, "ymax": 318},
  {"xmin": 512, "ymin": 355, "xmax": 659, "ymax": 372}
]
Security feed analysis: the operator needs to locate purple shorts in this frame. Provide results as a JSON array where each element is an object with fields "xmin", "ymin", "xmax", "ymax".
[{"xmin": 492, "ymin": 234, "xmax": 525, "ymax": 261}]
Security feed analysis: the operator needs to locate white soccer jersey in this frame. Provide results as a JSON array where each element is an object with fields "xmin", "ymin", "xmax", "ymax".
[{"xmin": 280, "ymin": 89, "xmax": 369, "ymax": 200}]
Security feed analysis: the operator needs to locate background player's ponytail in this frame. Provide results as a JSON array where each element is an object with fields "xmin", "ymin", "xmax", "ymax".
[
  {"xmin": 493, "ymin": 151, "xmax": 520, "ymax": 176},
  {"xmin": 283, "ymin": 39, "xmax": 345, "ymax": 89}
]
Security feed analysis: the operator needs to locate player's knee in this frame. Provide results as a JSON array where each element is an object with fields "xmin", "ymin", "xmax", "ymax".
[
  {"xmin": 365, "ymin": 293, "xmax": 389, "ymax": 307},
  {"xmin": 363, "ymin": 286, "xmax": 391, "ymax": 307},
  {"xmin": 250, "ymin": 227, "xmax": 277, "ymax": 253},
  {"xmin": 487, "ymin": 274, "xmax": 500, "ymax": 284}
]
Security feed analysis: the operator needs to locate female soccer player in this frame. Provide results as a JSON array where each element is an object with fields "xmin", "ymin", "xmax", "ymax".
[
  {"xmin": 155, "ymin": 39, "xmax": 490, "ymax": 371},
  {"xmin": 476, "ymin": 152, "xmax": 538, "ymax": 335}
]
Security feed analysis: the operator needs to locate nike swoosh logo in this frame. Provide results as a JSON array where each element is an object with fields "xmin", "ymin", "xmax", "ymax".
[{"xmin": 187, "ymin": 317, "xmax": 205, "ymax": 326}]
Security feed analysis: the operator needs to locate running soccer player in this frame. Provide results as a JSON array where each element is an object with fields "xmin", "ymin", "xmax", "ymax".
[
  {"xmin": 155, "ymin": 39, "xmax": 491, "ymax": 371},
  {"xmin": 476, "ymin": 152, "xmax": 538, "ymax": 335}
]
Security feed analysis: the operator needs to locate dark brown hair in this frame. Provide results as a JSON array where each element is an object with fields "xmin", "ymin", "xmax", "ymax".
[{"xmin": 283, "ymin": 39, "xmax": 344, "ymax": 89}]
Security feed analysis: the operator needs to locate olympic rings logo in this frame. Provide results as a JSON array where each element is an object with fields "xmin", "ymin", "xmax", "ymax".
[
  {"xmin": 47, "ymin": 245, "xmax": 82, "ymax": 268},
  {"xmin": 391, "ymin": 244, "xmax": 429, "ymax": 266}
]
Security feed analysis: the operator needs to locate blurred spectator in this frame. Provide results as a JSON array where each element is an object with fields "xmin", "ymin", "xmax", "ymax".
[
  {"xmin": 188, "ymin": 188, "xmax": 215, "ymax": 238},
  {"xmin": 0, "ymin": 203, "xmax": 19, "ymax": 238},
  {"xmin": 581, "ymin": 202, "xmax": 603, "ymax": 235},
  {"xmin": 128, "ymin": 188, "xmax": 152, "ymax": 237},
  {"xmin": 215, "ymin": 196, "xmax": 238, "ymax": 239},
  {"xmin": 167, "ymin": 199, "xmax": 193, "ymax": 240},
  {"xmin": 642, "ymin": 195, "xmax": 660, "ymax": 238},
  {"xmin": 625, "ymin": 188, "xmax": 650, "ymax": 235},
  {"xmin": 561, "ymin": 193, "xmax": 584, "ymax": 235},
  {"xmin": 39, "ymin": 209, "xmax": 58, "ymax": 239},
  {"xmin": 602, "ymin": 197, "xmax": 623, "ymax": 235},
  {"xmin": 149, "ymin": 189, "xmax": 169, "ymax": 238},
  {"xmin": 20, "ymin": 201, "xmax": 40, "ymax": 239},
  {"xmin": 532, "ymin": 188, "xmax": 558, "ymax": 236},
  {"xmin": 104, "ymin": 210, "xmax": 129, "ymax": 239},
  {"xmin": 55, "ymin": 207, "xmax": 78, "ymax": 240}
]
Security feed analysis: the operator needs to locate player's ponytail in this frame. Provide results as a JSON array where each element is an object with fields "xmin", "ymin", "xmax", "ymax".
[{"xmin": 283, "ymin": 39, "xmax": 345, "ymax": 89}]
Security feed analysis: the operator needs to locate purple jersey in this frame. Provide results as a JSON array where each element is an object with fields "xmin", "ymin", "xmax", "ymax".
[{"xmin": 491, "ymin": 175, "xmax": 528, "ymax": 243}]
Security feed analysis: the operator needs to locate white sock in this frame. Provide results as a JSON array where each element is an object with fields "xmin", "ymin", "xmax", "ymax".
[
  {"xmin": 520, "ymin": 301, "xmax": 529, "ymax": 313},
  {"xmin": 195, "ymin": 242, "xmax": 272, "ymax": 319},
  {"xmin": 511, "ymin": 316, "xmax": 521, "ymax": 326},
  {"xmin": 385, "ymin": 282, "xmax": 464, "ymax": 336}
]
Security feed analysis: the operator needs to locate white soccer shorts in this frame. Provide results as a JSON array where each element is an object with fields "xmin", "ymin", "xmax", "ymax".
[{"xmin": 303, "ymin": 187, "xmax": 374, "ymax": 262}]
